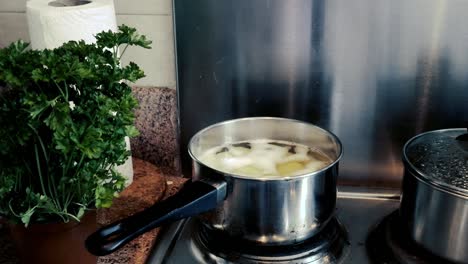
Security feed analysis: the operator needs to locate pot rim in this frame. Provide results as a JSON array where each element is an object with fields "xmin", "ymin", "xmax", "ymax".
[
  {"xmin": 402, "ymin": 128, "xmax": 468, "ymax": 198},
  {"xmin": 188, "ymin": 116, "xmax": 343, "ymax": 181}
]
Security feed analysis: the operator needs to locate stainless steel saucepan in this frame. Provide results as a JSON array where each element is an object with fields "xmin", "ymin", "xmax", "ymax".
[
  {"xmin": 85, "ymin": 117, "xmax": 343, "ymax": 256},
  {"xmin": 400, "ymin": 128, "xmax": 468, "ymax": 263}
]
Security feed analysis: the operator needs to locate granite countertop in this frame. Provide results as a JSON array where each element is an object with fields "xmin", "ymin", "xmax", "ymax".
[
  {"xmin": 97, "ymin": 158, "xmax": 188, "ymax": 264},
  {"xmin": 0, "ymin": 158, "xmax": 189, "ymax": 264}
]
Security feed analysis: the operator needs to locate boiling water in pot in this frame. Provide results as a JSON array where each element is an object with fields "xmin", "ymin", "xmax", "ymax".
[{"xmin": 199, "ymin": 139, "xmax": 333, "ymax": 178}]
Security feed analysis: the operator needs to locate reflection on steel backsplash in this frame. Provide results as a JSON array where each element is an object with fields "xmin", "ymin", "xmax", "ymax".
[{"xmin": 175, "ymin": 0, "xmax": 468, "ymax": 188}]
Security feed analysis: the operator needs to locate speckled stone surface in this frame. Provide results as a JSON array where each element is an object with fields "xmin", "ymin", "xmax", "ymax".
[
  {"xmin": 97, "ymin": 158, "xmax": 188, "ymax": 264},
  {"xmin": 130, "ymin": 86, "xmax": 182, "ymax": 176}
]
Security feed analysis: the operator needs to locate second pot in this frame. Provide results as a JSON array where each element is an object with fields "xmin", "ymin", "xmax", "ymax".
[
  {"xmin": 86, "ymin": 117, "xmax": 342, "ymax": 256},
  {"xmin": 400, "ymin": 128, "xmax": 468, "ymax": 263}
]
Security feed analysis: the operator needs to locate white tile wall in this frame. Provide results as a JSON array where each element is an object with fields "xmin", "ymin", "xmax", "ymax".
[
  {"xmin": 0, "ymin": 0, "xmax": 176, "ymax": 88},
  {"xmin": 0, "ymin": 13, "xmax": 29, "ymax": 46},
  {"xmin": 117, "ymin": 15, "xmax": 176, "ymax": 88}
]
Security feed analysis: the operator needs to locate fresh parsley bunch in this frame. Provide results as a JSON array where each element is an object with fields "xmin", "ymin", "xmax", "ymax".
[{"xmin": 0, "ymin": 25, "xmax": 151, "ymax": 226}]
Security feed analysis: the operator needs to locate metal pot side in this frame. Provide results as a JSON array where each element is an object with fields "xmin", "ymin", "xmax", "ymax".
[
  {"xmin": 189, "ymin": 117, "xmax": 342, "ymax": 245},
  {"xmin": 194, "ymin": 162, "xmax": 338, "ymax": 245},
  {"xmin": 400, "ymin": 164, "xmax": 468, "ymax": 263}
]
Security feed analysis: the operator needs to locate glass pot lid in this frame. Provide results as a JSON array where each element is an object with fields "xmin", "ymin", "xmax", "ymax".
[{"xmin": 403, "ymin": 128, "xmax": 468, "ymax": 194}]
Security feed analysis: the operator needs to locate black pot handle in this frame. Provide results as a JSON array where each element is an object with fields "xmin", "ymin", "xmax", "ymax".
[{"xmin": 85, "ymin": 179, "xmax": 227, "ymax": 256}]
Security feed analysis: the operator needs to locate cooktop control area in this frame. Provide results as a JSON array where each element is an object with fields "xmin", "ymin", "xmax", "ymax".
[{"xmin": 147, "ymin": 187, "xmax": 401, "ymax": 264}]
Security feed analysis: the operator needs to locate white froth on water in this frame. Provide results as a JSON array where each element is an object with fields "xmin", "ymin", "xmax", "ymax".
[{"xmin": 199, "ymin": 139, "xmax": 333, "ymax": 178}]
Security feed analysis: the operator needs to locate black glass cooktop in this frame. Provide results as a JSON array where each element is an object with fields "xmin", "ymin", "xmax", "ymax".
[
  {"xmin": 147, "ymin": 187, "xmax": 403, "ymax": 264},
  {"xmin": 366, "ymin": 210, "xmax": 457, "ymax": 264}
]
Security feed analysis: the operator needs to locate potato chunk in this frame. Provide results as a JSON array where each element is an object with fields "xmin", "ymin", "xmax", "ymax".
[{"xmin": 277, "ymin": 161, "xmax": 305, "ymax": 176}]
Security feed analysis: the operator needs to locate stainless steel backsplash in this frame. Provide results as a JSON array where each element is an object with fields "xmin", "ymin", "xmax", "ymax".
[{"xmin": 173, "ymin": 0, "xmax": 468, "ymax": 188}]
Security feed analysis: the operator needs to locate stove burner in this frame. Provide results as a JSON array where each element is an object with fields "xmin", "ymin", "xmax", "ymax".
[
  {"xmin": 192, "ymin": 218, "xmax": 350, "ymax": 264},
  {"xmin": 366, "ymin": 210, "xmax": 457, "ymax": 264}
]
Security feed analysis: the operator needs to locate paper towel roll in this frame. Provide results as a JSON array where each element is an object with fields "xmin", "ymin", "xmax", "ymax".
[
  {"xmin": 26, "ymin": 0, "xmax": 117, "ymax": 50},
  {"xmin": 26, "ymin": 0, "xmax": 134, "ymax": 186}
]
